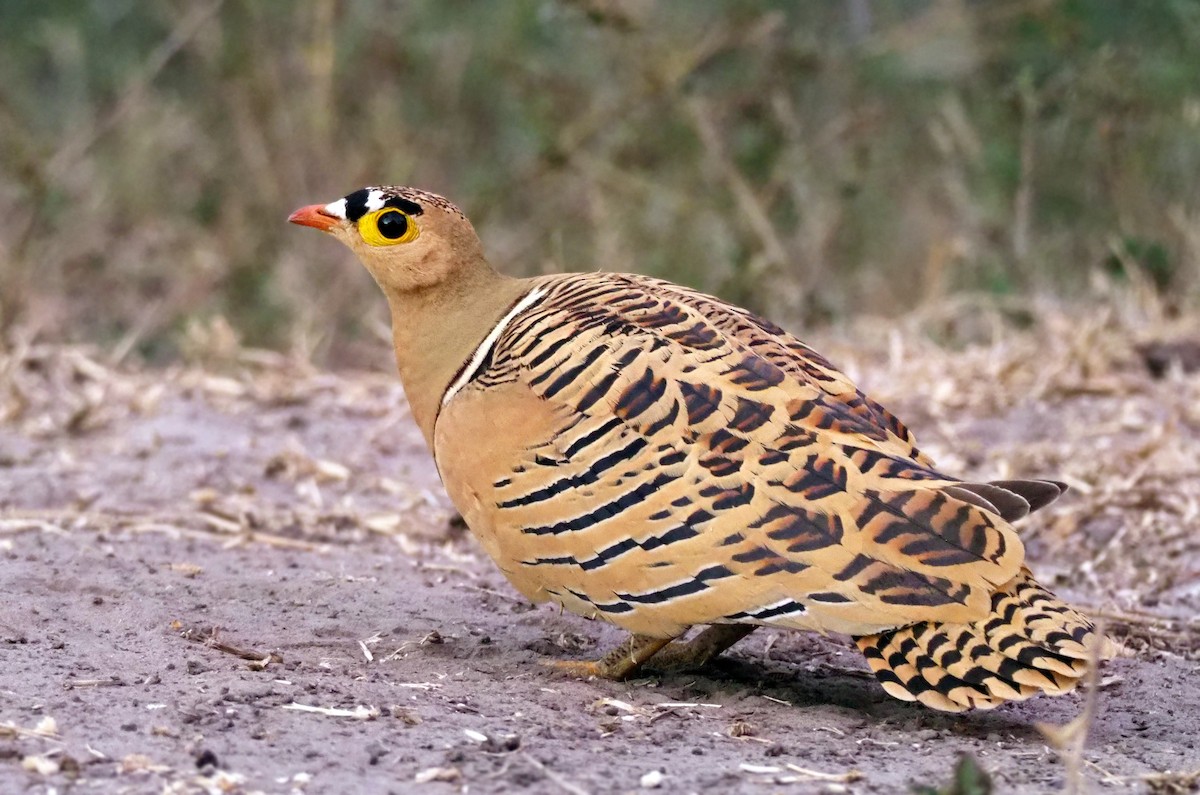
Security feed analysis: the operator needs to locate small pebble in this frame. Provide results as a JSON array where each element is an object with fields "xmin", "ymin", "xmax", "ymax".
[{"xmin": 640, "ymin": 769, "xmax": 666, "ymax": 788}]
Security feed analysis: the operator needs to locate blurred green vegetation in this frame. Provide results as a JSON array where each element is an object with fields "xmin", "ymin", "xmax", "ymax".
[{"xmin": 1, "ymin": 0, "xmax": 1198, "ymax": 365}]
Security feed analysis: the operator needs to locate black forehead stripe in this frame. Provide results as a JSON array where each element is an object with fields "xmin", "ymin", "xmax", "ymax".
[
  {"xmin": 343, "ymin": 189, "xmax": 371, "ymax": 222},
  {"xmin": 384, "ymin": 195, "xmax": 424, "ymax": 216}
]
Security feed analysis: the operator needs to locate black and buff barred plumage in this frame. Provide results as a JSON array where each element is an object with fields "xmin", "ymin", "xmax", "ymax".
[{"xmin": 290, "ymin": 186, "xmax": 1109, "ymax": 712}]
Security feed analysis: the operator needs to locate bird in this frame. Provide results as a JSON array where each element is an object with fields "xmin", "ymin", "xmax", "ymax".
[{"xmin": 289, "ymin": 185, "xmax": 1108, "ymax": 712}]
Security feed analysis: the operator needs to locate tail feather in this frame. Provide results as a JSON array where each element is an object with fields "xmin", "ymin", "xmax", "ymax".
[{"xmin": 855, "ymin": 568, "xmax": 1107, "ymax": 712}]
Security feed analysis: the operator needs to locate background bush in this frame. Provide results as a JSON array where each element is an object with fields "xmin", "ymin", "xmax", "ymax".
[{"xmin": 2, "ymin": 0, "xmax": 1198, "ymax": 365}]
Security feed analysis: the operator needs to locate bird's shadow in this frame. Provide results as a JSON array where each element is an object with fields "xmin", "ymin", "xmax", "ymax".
[
  {"xmin": 422, "ymin": 619, "xmax": 1084, "ymax": 743},
  {"xmin": 637, "ymin": 652, "xmax": 1065, "ymax": 743}
]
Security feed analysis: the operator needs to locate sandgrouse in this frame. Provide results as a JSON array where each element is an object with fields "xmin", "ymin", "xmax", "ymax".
[{"xmin": 290, "ymin": 186, "xmax": 1106, "ymax": 712}]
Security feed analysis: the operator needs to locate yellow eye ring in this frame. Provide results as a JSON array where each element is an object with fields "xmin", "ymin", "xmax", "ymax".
[{"xmin": 358, "ymin": 208, "xmax": 419, "ymax": 246}]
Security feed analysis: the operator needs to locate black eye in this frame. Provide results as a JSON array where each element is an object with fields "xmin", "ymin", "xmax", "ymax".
[{"xmin": 377, "ymin": 210, "xmax": 408, "ymax": 240}]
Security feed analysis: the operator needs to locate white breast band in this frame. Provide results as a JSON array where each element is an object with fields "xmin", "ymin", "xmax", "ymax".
[{"xmin": 441, "ymin": 286, "xmax": 547, "ymax": 407}]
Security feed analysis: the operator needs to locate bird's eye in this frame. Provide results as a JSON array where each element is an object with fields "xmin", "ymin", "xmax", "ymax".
[
  {"xmin": 377, "ymin": 210, "xmax": 407, "ymax": 239},
  {"xmin": 357, "ymin": 208, "xmax": 419, "ymax": 246}
]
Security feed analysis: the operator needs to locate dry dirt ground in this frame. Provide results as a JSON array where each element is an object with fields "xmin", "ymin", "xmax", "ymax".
[{"xmin": 2, "ymin": 304, "xmax": 1200, "ymax": 794}]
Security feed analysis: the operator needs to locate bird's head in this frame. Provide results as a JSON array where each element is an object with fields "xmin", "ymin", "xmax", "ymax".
[{"xmin": 288, "ymin": 186, "xmax": 487, "ymax": 294}]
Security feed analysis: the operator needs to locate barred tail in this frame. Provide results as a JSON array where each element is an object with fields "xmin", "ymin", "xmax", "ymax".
[{"xmin": 855, "ymin": 568, "xmax": 1109, "ymax": 712}]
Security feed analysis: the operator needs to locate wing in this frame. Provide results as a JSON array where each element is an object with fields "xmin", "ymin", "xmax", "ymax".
[
  {"xmin": 440, "ymin": 273, "xmax": 1026, "ymax": 638},
  {"xmin": 628, "ymin": 275, "xmax": 936, "ymax": 466},
  {"xmin": 622, "ymin": 276, "xmax": 1065, "ymax": 522}
]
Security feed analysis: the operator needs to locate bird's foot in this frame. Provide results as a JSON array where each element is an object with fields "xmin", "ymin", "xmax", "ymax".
[
  {"xmin": 543, "ymin": 634, "xmax": 674, "ymax": 680},
  {"xmin": 541, "ymin": 659, "xmax": 606, "ymax": 679},
  {"xmin": 644, "ymin": 625, "xmax": 758, "ymax": 672}
]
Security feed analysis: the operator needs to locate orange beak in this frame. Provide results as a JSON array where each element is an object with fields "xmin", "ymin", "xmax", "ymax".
[{"xmin": 288, "ymin": 204, "xmax": 340, "ymax": 232}]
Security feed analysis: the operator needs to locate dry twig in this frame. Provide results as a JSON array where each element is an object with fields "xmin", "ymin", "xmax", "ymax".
[{"xmin": 176, "ymin": 624, "xmax": 283, "ymax": 667}]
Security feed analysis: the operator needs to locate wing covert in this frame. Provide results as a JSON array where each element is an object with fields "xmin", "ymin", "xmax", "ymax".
[{"xmin": 465, "ymin": 274, "xmax": 1025, "ymax": 635}]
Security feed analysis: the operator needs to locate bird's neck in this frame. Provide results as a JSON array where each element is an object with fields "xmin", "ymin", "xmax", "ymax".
[{"xmin": 384, "ymin": 263, "xmax": 528, "ymax": 447}]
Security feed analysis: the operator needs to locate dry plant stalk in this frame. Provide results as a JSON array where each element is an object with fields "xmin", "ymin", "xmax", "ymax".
[
  {"xmin": 175, "ymin": 623, "xmax": 283, "ymax": 667},
  {"xmin": 1036, "ymin": 620, "xmax": 1106, "ymax": 795}
]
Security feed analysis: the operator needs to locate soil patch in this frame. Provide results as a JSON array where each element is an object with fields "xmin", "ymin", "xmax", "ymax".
[{"xmin": 2, "ymin": 320, "xmax": 1199, "ymax": 794}]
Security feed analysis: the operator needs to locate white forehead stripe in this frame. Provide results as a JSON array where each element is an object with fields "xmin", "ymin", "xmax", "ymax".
[
  {"xmin": 365, "ymin": 189, "xmax": 386, "ymax": 212},
  {"xmin": 441, "ymin": 287, "xmax": 547, "ymax": 407},
  {"xmin": 323, "ymin": 198, "xmax": 348, "ymax": 219}
]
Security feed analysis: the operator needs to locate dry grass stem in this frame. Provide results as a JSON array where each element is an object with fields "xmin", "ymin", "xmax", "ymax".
[
  {"xmin": 1036, "ymin": 621, "xmax": 1106, "ymax": 795},
  {"xmin": 176, "ymin": 624, "xmax": 283, "ymax": 666},
  {"xmin": 281, "ymin": 703, "xmax": 380, "ymax": 720}
]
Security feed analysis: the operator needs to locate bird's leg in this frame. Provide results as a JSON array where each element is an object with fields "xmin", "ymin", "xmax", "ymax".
[
  {"xmin": 646, "ymin": 625, "xmax": 757, "ymax": 672},
  {"xmin": 546, "ymin": 634, "xmax": 674, "ymax": 680}
]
